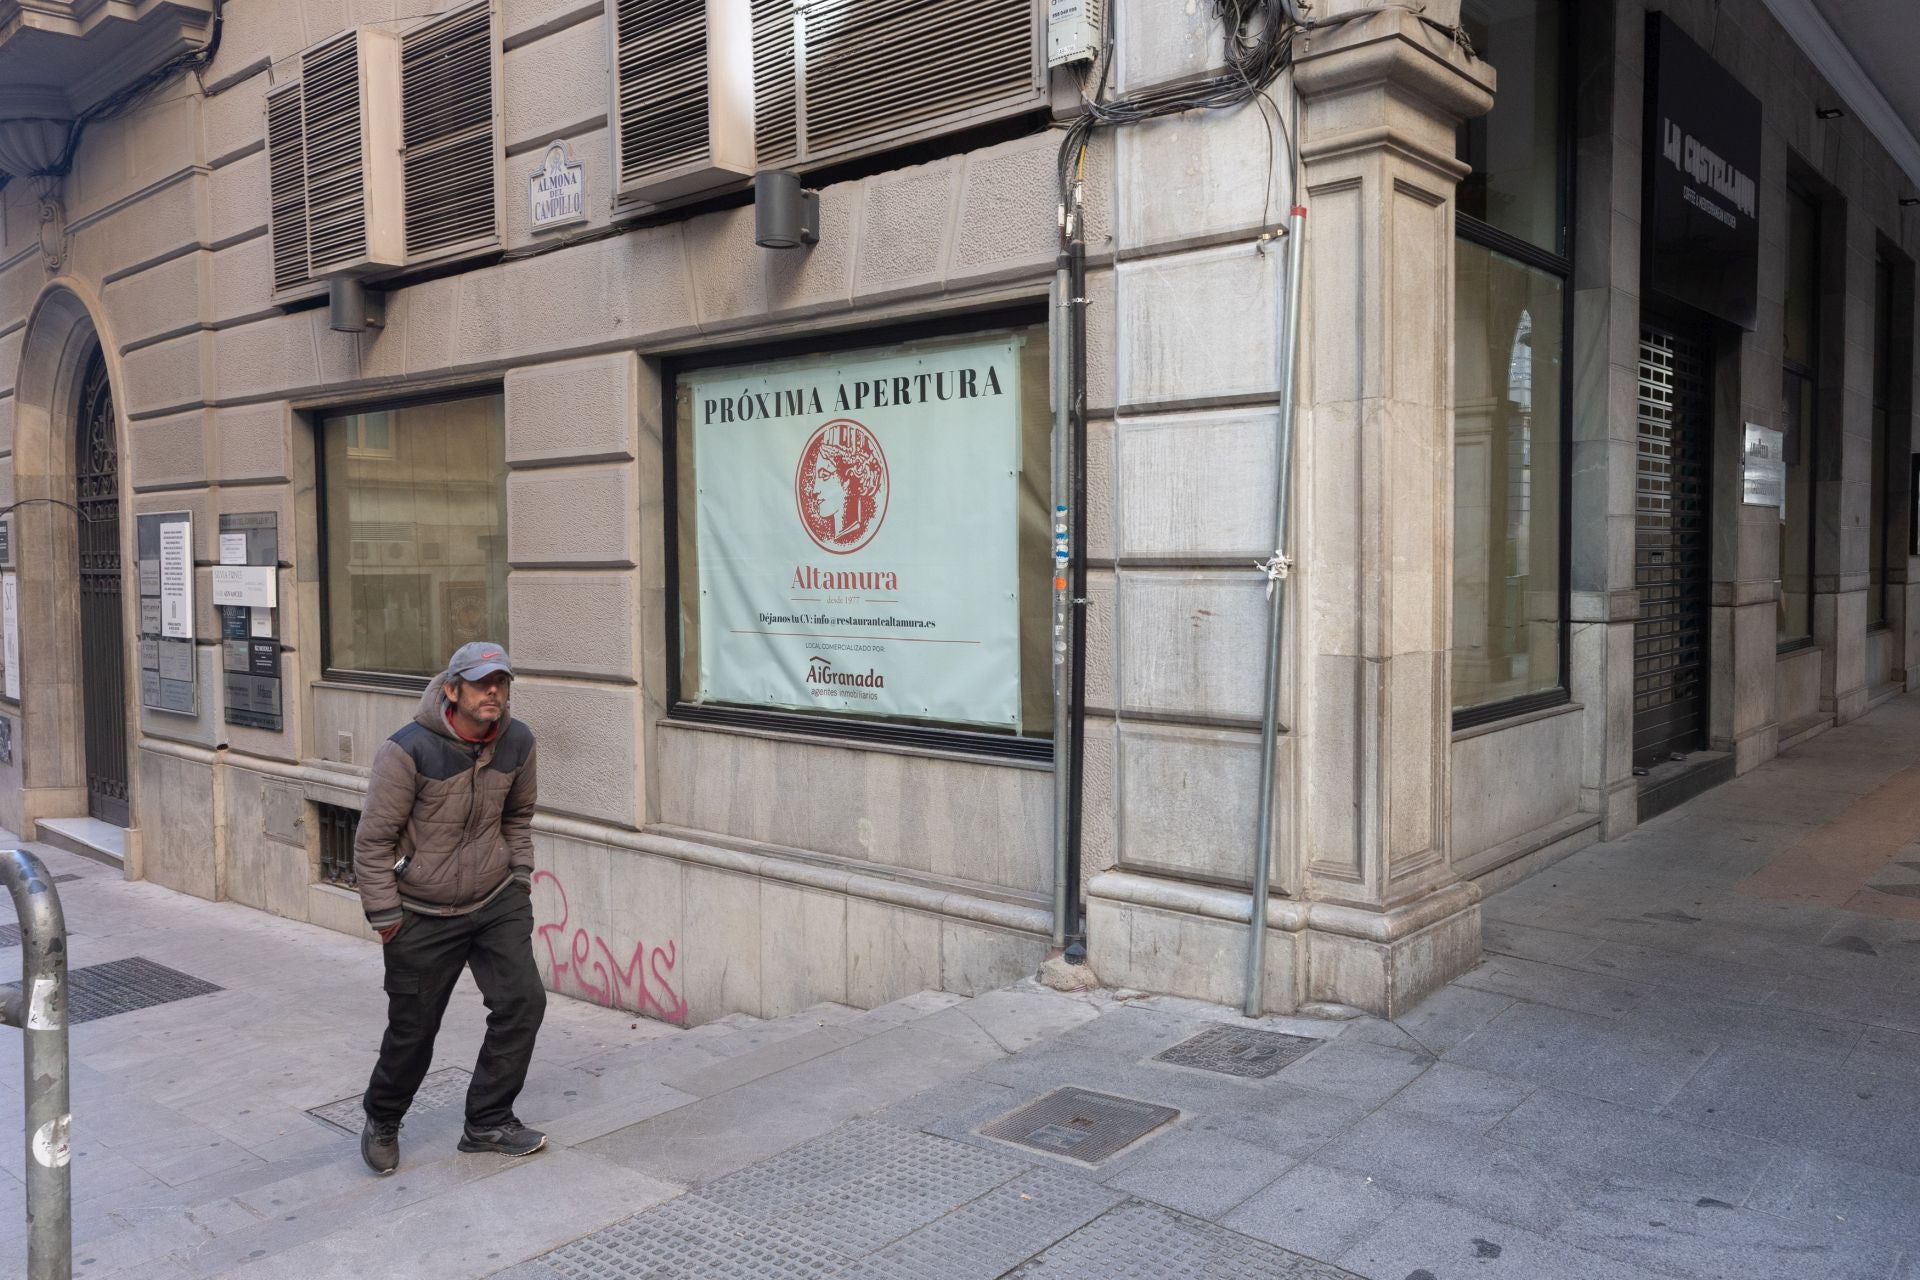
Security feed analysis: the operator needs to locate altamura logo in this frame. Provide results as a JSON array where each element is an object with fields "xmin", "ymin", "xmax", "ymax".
[
  {"xmin": 796, "ymin": 419, "xmax": 889, "ymax": 554},
  {"xmin": 805, "ymin": 656, "xmax": 885, "ymax": 688}
]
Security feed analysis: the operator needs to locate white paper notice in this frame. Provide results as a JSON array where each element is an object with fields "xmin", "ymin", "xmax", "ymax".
[
  {"xmin": 1, "ymin": 574, "xmax": 17, "ymax": 701},
  {"xmin": 159, "ymin": 520, "xmax": 193, "ymax": 639},
  {"xmin": 251, "ymin": 607, "xmax": 273, "ymax": 638},
  {"xmin": 219, "ymin": 533, "xmax": 248, "ymax": 566}
]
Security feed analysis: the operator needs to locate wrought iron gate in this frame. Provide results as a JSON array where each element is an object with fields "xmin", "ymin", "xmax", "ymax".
[
  {"xmin": 76, "ymin": 349, "xmax": 130, "ymax": 826},
  {"xmin": 1633, "ymin": 325, "xmax": 1712, "ymax": 769}
]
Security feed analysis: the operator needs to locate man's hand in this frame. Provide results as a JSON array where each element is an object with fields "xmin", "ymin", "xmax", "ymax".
[{"xmin": 378, "ymin": 920, "xmax": 403, "ymax": 944}]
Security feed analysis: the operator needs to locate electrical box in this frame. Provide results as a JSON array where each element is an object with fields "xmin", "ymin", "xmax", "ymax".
[{"xmin": 1048, "ymin": 0, "xmax": 1102, "ymax": 67}]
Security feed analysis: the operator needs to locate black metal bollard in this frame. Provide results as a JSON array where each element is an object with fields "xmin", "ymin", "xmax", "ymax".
[{"xmin": 0, "ymin": 849, "xmax": 69, "ymax": 1280}]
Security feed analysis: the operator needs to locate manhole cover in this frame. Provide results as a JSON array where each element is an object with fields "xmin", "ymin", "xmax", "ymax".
[
  {"xmin": 979, "ymin": 1087, "xmax": 1177, "ymax": 1164},
  {"xmin": 3, "ymin": 956, "xmax": 222, "ymax": 1024},
  {"xmin": 307, "ymin": 1066, "xmax": 473, "ymax": 1134},
  {"xmin": 1153, "ymin": 1024, "xmax": 1323, "ymax": 1078}
]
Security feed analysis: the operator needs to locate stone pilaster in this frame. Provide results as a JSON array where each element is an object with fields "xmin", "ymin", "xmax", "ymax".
[{"xmin": 1290, "ymin": 7, "xmax": 1493, "ymax": 1015}]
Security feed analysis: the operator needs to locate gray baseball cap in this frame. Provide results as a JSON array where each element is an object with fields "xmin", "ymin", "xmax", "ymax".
[{"xmin": 447, "ymin": 640, "xmax": 513, "ymax": 682}]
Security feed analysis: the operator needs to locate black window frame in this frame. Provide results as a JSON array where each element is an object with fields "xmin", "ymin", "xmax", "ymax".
[
  {"xmin": 1777, "ymin": 179, "xmax": 1822, "ymax": 654},
  {"xmin": 662, "ymin": 303, "xmax": 1054, "ymax": 764},
  {"xmin": 1450, "ymin": 0, "xmax": 1576, "ymax": 732},
  {"xmin": 313, "ymin": 381, "xmax": 509, "ymax": 692}
]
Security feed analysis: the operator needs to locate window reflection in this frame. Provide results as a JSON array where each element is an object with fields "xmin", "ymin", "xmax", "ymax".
[{"xmin": 1454, "ymin": 241, "xmax": 1564, "ymax": 709}]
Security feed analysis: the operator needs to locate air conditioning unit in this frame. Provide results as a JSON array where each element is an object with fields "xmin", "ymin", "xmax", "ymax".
[
  {"xmin": 266, "ymin": 29, "xmax": 406, "ymax": 292},
  {"xmin": 610, "ymin": 0, "xmax": 755, "ymax": 204},
  {"xmin": 753, "ymin": 0, "xmax": 1045, "ymax": 173}
]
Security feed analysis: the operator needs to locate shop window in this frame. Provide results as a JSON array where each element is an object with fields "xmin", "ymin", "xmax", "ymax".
[
  {"xmin": 668, "ymin": 314, "xmax": 1051, "ymax": 758},
  {"xmin": 1779, "ymin": 187, "xmax": 1819, "ymax": 646},
  {"xmin": 319, "ymin": 391, "xmax": 508, "ymax": 683},
  {"xmin": 1451, "ymin": 0, "xmax": 1570, "ymax": 723},
  {"xmin": 1454, "ymin": 242, "xmax": 1564, "ymax": 713}
]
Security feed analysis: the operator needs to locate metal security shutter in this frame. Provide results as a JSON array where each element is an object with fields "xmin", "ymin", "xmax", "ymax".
[
  {"xmin": 266, "ymin": 85, "xmax": 311, "ymax": 292},
  {"xmin": 753, "ymin": 0, "xmax": 1042, "ymax": 171},
  {"xmin": 402, "ymin": 3, "xmax": 499, "ymax": 256},
  {"xmin": 615, "ymin": 0, "xmax": 709, "ymax": 187},
  {"xmin": 303, "ymin": 32, "xmax": 372, "ymax": 277}
]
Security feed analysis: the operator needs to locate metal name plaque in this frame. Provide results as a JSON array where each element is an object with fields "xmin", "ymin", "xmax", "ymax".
[
  {"xmin": 1742, "ymin": 423, "xmax": 1785, "ymax": 514},
  {"xmin": 529, "ymin": 139, "xmax": 586, "ymax": 232}
]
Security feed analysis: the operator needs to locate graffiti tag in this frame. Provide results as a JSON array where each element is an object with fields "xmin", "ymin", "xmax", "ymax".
[{"xmin": 532, "ymin": 869, "xmax": 687, "ymax": 1024}]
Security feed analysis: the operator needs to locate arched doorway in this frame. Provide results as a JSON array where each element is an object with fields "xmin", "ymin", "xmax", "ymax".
[{"xmin": 74, "ymin": 344, "xmax": 129, "ymax": 825}]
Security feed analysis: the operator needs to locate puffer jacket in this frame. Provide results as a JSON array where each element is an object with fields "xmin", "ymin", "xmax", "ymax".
[{"xmin": 353, "ymin": 674, "xmax": 538, "ymax": 931}]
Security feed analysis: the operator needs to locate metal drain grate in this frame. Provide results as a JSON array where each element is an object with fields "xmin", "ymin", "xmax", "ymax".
[
  {"xmin": 1153, "ymin": 1024, "xmax": 1324, "ymax": 1078},
  {"xmin": 307, "ymin": 1066, "xmax": 473, "ymax": 1134},
  {"xmin": 0, "ymin": 956, "xmax": 223, "ymax": 1024},
  {"xmin": 979, "ymin": 1087, "xmax": 1178, "ymax": 1165}
]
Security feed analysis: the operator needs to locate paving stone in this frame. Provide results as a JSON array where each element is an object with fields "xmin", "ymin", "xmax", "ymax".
[
  {"xmin": 1341, "ymin": 983, "xmax": 1513, "ymax": 1057},
  {"xmin": 661, "ymin": 1025, "xmax": 868, "ymax": 1098},
  {"xmin": 1662, "ymin": 1045, "xmax": 1920, "ymax": 1177},
  {"xmin": 696, "ymin": 1120, "xmax": 1028, "ymax": 1255},
  {"xmin": 1099, "ymin": 1126, "xmax": 1289, "ymax": 1219},
  {"xmin": 1620, "ymin": 988, "xmax": 1864, "ymax": 1063},
  {"xmin": 1454, "ymin": 955, "xmax": 1653, "ymax": 1019},
  {"xmin": 1480, "ymin": 919, "xmax": 1602, "ymax": 965},
  {"xmin": 1487, "ymin": 1088, "xmax": 1774, "ymax": 1202},
  {"xmin": 1220, "ymin": 1162, "xmax": 1402, "ymax": 1262},
  {"xmin": 1572, "ymin": 939, "xmax": 1783, "ymax": 1003},
  {"xmin": 1004, "ymin": 1199, "xmax": 1363, "ymax": 1278},
  {"xmin": 1337, "ymin": 1197, "xmax": 1679, "ymax": 1280},
  {"xmin": 219, "ymin": 1149, "xmax": 679, "ymax": 1280},
  {"xmin": 1745, "ymin": 1148, "xmax": 1920, "ymax": 1253},
  {"xmin": 829, "ymin": 1166, "xmax": 1123, "ymax": 1279},
  {"xmin": 1550, "ymin": 1181, "xmax": 1906, "ymax": 1280},
  {"xmin": 914, "ymin": 985, "xmax": 1105, "ymax": 1054},
  {"xmin": 1273, "ymin": 1040, "xmax": 1433, "ymax": 1107},
  {"xmin": 1442, "ymin": 1001, "xmax": 1719, "ymax": 1108},
  {"xmin": 1843, "ymin": 1023, "xmax": 1920, "ymax": 1084},
  {"xmin": 1381, "ymin": 1062, "xmax": 1537, "ymax": 1133},
  {"xmin": 537, "ymin": 1194, "xmax": 853, "ymax": 1279},
  {"xmin": 1307, "ymin": 1109, "xmax": 1579, "ymax": 1236}
]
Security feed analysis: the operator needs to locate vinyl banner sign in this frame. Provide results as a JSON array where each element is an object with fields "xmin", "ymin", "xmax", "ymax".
[
  {"xmin": 688, "ymin": 338, "xmax": 1023, "ymax": 728},
  {"xmin": 1644, "ymin": 13, "xmax": 1761, "ymax": 329}
]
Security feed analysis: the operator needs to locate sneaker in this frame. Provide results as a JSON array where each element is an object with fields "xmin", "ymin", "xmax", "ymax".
[
  {"xmin": 361, "ymin": 1117, "xmax": 401, "ymax": 1175},
  {"xmin": 457, "ymin": 1116, "xmax": 547, "ymax": 1157}
]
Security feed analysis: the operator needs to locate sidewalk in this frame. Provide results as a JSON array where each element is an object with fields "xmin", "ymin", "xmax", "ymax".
[{"xmin": 6, "ymin": 697, "xmax": 1920, "ymax": 1278}]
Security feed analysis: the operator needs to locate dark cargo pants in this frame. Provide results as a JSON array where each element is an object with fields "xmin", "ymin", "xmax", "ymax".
[{"xmin": 362, "ymin": 882, "xmax": 546, "ymax": 1128}]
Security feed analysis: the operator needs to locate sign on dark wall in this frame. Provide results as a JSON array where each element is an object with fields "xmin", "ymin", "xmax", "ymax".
[{"xmin": 1644, "ymin": 13, "xmax": 1762, "ymax": 330}]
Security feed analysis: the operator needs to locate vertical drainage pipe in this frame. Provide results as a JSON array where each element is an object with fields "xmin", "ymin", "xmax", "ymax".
[
  {"xmin": 1244, "ymin": 204, "xmax": 1307, "ymax": 1018},
  {"xmin": 1049, "ymin": 221, "xmax": 1075, "ymax": 949}
]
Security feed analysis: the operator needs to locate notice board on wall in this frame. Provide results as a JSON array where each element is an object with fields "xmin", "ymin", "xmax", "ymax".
[
  {"xmin": 136, "ymin": 511, "xmax": 197, "ymax": 715},
  {"xmin": 219, "ymin": 511, "xmax": 283, "ymax": 732}
]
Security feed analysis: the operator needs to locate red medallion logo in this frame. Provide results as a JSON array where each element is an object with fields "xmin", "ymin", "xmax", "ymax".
[{"xmin": 795, "ymin": 419, "xmax": 889, "ymax": 554}]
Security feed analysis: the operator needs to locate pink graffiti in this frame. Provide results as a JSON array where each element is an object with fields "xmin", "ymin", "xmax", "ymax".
[{"xmin": 533, "ymin": 869, "xmax": 688, "ymax": 1024}]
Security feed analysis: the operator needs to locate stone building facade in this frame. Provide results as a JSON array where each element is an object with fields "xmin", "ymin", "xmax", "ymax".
[{"xmin": 0, "ymin": 0, "xmax": 1913, "ymax": 1023}]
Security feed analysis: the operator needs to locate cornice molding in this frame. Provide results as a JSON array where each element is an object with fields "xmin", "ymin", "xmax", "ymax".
[{"xmin": 1760, "ymin": 0, "xmax": 1920, "ymax": 191}]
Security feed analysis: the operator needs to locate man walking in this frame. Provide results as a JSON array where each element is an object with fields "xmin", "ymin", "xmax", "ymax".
[{"xmin": 353, "ymin": 640, "xmax": 547, "ymax": 1175}]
